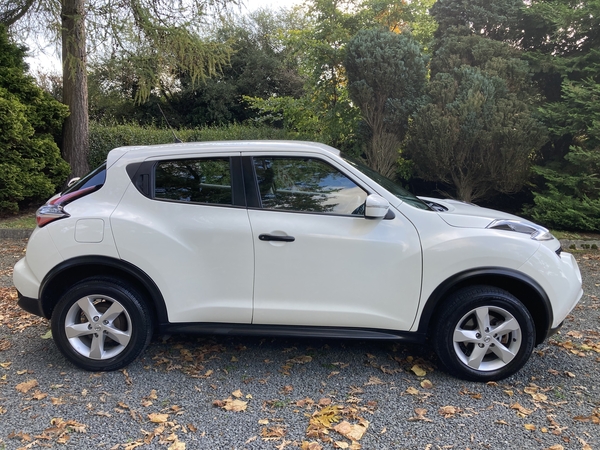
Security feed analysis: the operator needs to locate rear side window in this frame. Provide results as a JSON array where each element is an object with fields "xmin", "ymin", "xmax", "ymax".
[
  {"xmin": 62, "ymin": 163, "xmax": 107, "ymax": 195},
  {"xmin": 154, "ymin": 158, "xmax": 232, "ymax": 205}
]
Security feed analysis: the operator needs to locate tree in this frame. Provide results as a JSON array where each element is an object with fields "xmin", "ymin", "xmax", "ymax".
[
  {"xmin": 517, "ymin": 0, "xmax": 600, "ymax": 229},
  {"xmin": 2, "ymin": 0, "xmax": 235, "ymax": 177},
  {"xmin": 246, "ymin": 0, "xmax": 434, "ymax": 154},
  {"xmin": 430, "ymin": 0, "xmax": 524, "ymax": 41},
  {"xmin": 526, "ymin": 77, "xmax": 600, "ymax": 231},
  {"xmin": 88, "ymin": 9, "xmax": 306, "ymax": 128},
  {"xmin": 406, "ymin": 66, "xmax": 546, "ymax": 203},
  {"xmin": 404, "ymin": 0, "xmax": 547, "ymax": 203},
  {"xmin": 0, "ymin": 25, "xmax": 69, "ymax": 212},
  {"xmin": 345, "ymin": 28, "xmax": 427, "ymax": 177}
]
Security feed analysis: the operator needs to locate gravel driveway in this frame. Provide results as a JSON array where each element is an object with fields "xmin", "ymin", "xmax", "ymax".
[{"xmin": 0, "ymin": 238, "xmax": 598, "ymax": 450}]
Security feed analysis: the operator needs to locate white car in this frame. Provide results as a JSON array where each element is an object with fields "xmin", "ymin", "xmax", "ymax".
[{"xmin": 13, "ymin": 141, "xmax": 583, "ymax": 381}]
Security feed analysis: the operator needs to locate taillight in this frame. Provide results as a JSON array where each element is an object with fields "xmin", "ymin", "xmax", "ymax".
[{"xmin": 36, "ymin": 185, "xmax": 99, "ymax": 227}]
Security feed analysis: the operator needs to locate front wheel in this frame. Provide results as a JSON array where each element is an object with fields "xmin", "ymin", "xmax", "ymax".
[
  {"xmin": 51, "ymin": 278, "xmax": 153, "ymax": 371},
  {"xmin": 433, "ymin": 285, "xmax": 536, "ymax": 382}
]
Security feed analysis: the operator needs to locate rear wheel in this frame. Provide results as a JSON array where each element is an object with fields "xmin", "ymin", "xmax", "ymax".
[
  {"xmin": 51, "ymin": 278, "xmax": 153, "ymax": 371},
  {"xmin": 433, "ymin": 285, "xmax": 536, "ymax": 382}
]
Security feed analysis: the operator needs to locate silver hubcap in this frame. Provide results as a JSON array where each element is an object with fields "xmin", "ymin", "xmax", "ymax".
[
  {"xmin": 453, "ymin": 305, "xmax": 522, "ymax": 372},
  {"xmin": 64, "ymin": 295, "xmax": 132, "ymax": 360}
]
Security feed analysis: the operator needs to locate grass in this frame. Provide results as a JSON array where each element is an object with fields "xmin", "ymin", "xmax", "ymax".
[
  {"xmin": 0, "ymin": 212, "xmax": 36, "ymax": 229},
  {"xmin": 552, "ymin": 230, "xmax": 600, "ymax": 240}
]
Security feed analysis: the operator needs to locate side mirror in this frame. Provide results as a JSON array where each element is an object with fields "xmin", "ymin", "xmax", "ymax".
[
  {"xmin": 67, "ymin": 177, "xmax": 81, "ymax": 188},
  {"xmin": 364, "ymin": 194, "xmax": 390, "ymax": 219}
]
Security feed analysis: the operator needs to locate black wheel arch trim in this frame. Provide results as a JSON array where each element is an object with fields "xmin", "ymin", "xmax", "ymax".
[
  {"xmin": 418, "ymin": 267, "xmax": 553, "ymax": 345},
  {"xmin": 38, "ymin": 255, "xmax": 168, "ymax": 323}
]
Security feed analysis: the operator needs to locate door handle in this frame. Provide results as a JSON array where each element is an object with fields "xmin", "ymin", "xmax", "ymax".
[{"xmin": 258, "ymin": 234, "xmax": 295, "ymax": 242}]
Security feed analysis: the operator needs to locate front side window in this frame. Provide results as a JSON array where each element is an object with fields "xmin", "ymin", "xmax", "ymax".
[
  {"xmin": 253, "ymin": 157, "xmax": 367, "ymax": 215},
  {"xmin": 155, "ymin": 158, "xmax": 232, "ymax": 205}
]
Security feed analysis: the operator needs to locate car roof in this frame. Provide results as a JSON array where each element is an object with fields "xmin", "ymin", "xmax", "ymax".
[{"xmin": 108, "ymin": 140, "xmax": 341, "ymax": 165}]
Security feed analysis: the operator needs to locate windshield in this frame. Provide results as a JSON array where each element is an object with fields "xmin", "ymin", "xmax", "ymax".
[{"xmin": 342, "ymin": 156, "xmax": 430, "ymax": 210}]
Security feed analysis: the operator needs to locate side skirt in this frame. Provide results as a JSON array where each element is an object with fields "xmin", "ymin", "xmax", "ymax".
[{"xmin": 157, "ymin": 322, "xmax": 426, "ymax": 343}]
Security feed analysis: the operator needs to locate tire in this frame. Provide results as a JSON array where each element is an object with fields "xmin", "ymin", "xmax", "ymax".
[
  {"xmin": 433, "ymin": 285, "xmax": 536, "ymax": 382},
  {"xmin": 51, "ymin": 278, "xmax": 153, "ymax": 371}
]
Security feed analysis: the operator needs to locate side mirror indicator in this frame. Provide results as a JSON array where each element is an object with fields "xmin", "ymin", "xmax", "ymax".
[{"xmin": 364, "ymin": 194, "xmax": 390, "ymax": 219}]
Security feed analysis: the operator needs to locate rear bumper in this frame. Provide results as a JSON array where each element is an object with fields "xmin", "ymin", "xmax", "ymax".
[{"xmin": 17, "ymin": 291, "xmax": 47, "ymax": 318}]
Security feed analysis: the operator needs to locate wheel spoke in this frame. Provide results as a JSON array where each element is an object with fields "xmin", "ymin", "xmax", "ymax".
[
  {"xmin": 76, "ymin": 297, "xmax": 101, "ymax": 322},
  {"xmin": 475, "ymin": 306, "xmax": 491, "ymax": 332},
  {"xmin": 65, "ymin": 323, "xmax": 93, "ymax": 339},
  {"xmin": 89, "ymin": 333, "xmax": 105, "ymax": 359},
  {"xmin": 490, "ymin": 340, "xmax": 517, "ymax": 364},
  {"xmin": 454, "ymin": 328, "xmax": 479, "ymax": 343},
  {"xmin": 105, "ymin": 327, "xmax": 131, "ymax": 346},
  {"xmin": 467, "ymin": 344, "xmax": 487, "ymax": 369},
  {"xmin": 100, "ymin": 301, "xmax": 125, "ymax": 323},
  {"xmin": 492, "ymin": 317, "xmax": 520, "ymax": 335}
]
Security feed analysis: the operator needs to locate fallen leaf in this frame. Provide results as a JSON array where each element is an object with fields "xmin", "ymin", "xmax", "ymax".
[
  {"xmin": 524, "ymin": 424, "xmax": 536, "ymax": 431},
  {"xmin": 41, "ymin": 330, "xmax": 53, "ymax": 339},
  {"xmin": 289, "ymin": 355, "xmax": 312, "ymax": 364},
  {"xmin": 301, "ymin": 441, "xmax": 323, "ymax": 450},
  {"xmin": 213, "ymin": 397, "xmax": 248, "ymax": 412},
  {"xmin": 420, "ymin": 380, "xmax": 433, "ymax": 389},
  {"xmin": 511, "ymin": 403, "xmax": 534, "ymax": 416},
  {"xmin": 409, "ymin": 408, "xmax": 432, "ymax": 422},
  {"xmin": 168, "ymin": 441, "xmax": 185, "ymax": 450},
  {"xmin": 364, "ymin": 376, "xmax": 384, "ymax": 386},
  {"xmin": 16, "ymin": 379, "xmax": 38, "ymax": 393},
  {"xmin": 232, "ymin": 389, "xmax": 243, "ymax": 398},
  {"xmin": 261, "ymin": 426, "xmax": 286, "ymax": 441},
  {"xmin": 333, "ymin": 420, "xmax": 369, "ymax": 441},
  {"xmin": 148, "ymin": 413, "xmax": 169, "ymax": 423},
  {"xmin": 438, "ymin": 406, "xmax": 460, "ymax": 418},
  {"xmin": 410, "ymin": 365, "xmax": 426, "ymax": 377}
]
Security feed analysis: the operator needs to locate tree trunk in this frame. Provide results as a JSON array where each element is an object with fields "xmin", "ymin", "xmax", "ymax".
[{"xmin": 61, "ymin": 0, "xmax": 89, "ymax": 177}]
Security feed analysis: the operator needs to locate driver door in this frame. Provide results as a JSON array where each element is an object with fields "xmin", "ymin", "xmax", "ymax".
[{"xmin": 246, "ymin": 154, "xmax": 422, "ymax": 331}]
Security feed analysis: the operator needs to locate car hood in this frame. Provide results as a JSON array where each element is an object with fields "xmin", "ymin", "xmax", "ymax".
[{"xmin": 418, "ymin": 197, "xmax": 526, "ymax": 228}]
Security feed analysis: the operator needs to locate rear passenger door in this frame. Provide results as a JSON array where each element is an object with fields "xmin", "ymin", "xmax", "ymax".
[{"xmin": 111, "ymin": 154, "xmax": 255, "ymax": 324}]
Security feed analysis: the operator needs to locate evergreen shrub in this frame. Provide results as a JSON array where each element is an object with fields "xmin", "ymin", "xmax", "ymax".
[
  {"xmin": 89, "ymin": 123, "xmax": 298, "ymax": 167},
  {"xmin": 0, "ymin": 26, "xmax": 69, "ymax": 214}
]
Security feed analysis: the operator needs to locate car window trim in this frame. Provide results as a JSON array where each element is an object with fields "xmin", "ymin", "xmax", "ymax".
[
  {"xmin": 243, "ymin": 154, "xmax": 373, "ymax": 217},
  {"xmin": 145, "ymin": 155, "xmax": 246, "ymax": 208}
]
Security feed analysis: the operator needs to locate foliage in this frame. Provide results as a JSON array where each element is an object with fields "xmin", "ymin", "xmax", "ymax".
[
  {"xmin": 246, "ymin": 0, "xmax": 433, "ymax": 155},
  {"xmin": 88, "ymin": 123, "xmax": 298, "ymax": 168},
  {"xmin": 4, "ymin": 0, "xmax": 239, "ymax": 177},
  {"xmin": 88, "ymin": 9, "xmax": 306, "ymax": 128},
  {"xmin": 518, "ymin": 0, "xmax": 600, "ymax": 230},
  {"xmin": 0, "ymin": 25, "xmax": 69, "ymax": 213},
  {"xmin": 526, "ymin": 78, "xmax": 600, "ymax": 230},
  {"xmin": 345, "ymin": 28, "xmax": 427, "ymax": 177},
  {"xmin": 406, "ymin": 66, "xmax": 546, "ymax": 203},
  {"xmin": 430, "ymin": 0, "xmax": 524, "ymax": 41},
  {"xmin": 404, "ymin": 3, "xmax": 548, "ymax": 203}
]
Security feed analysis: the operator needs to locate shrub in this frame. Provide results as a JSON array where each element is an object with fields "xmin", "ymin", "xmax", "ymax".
[
  {"xmin": 0, "ymin": 26, "xmax": 69, "ymax": 213},
  {"xmin": 89, "ymin": 122, "xmax": 299, "ymax": 167}
]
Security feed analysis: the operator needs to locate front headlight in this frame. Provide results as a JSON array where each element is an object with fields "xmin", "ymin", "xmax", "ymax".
[{"xmin": 486, "ymin": 219, "xmax": 554, "ymax": 241}]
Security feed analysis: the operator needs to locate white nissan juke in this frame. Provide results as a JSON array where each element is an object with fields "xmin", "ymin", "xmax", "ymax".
[{"xmin": 13, "ymin": 141, "xmax": 583, "ymax": 381}]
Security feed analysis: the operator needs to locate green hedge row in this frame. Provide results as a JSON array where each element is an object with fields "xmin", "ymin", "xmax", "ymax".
[{"xmin": 89, "ymin": 122, "xmax": 304, "ymax": 167}]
